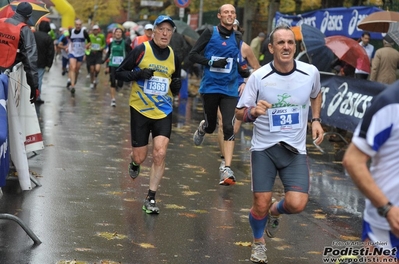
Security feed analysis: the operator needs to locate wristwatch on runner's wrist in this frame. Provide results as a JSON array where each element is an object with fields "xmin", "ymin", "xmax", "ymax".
[
  {"xmin": 311, "ymin": 117, "xmax": 322, "ymax": 124},
  {"xmin": 377, "ymin": 202, "xmax": 393, "ymax": 218}
]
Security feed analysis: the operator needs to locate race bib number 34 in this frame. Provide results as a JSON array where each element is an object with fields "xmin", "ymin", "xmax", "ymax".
[
  {"xmin": 143, "ymin": 76, "xmax": 169, "ymax": 96},
  {"xmin": 268, "ymin": 106, "xmax": 302, "ymax": 132}
]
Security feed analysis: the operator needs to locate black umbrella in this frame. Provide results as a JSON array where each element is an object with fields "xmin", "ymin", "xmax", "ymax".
[
  {"xmin": 173, "ymin": 20, "xmax": 200, "ymax": 46},
  {"xmin": 300, "ymin": 24, "xmax": 334, "ymax": 72},
  {"xmin": 195, "ymin": 23, "xmax": 213, "ymax": 35}
]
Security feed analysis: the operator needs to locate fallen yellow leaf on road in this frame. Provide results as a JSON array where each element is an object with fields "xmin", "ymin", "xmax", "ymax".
[
  {"xmin": 178, "ymin": 212, "xmax": 197, "ymax": 218},
  {"xmin": 97, "ymin": 232, "xmax": 127, "ymax": 240},
  {"xmin": 339, "ymin": 235, "xmax": 360, "ymax": 241},
  {"xmin": 307, "ymin": 251, "xmax": 322, "ymax": 255},
  {"xmin": 74, "ymin": 248, "xmax": 92, "ymax": 252},
  {"xmin": 275, "ymin": 245, "xmax": 292, "ymax": 250},
  {"xmin": 234, "ymin": 241, "xmax": 252, "ymax": 247},
  {"xmin": 190, "ymin": 209, "xmax": 208, "ymax": 214},
  {"xmin": 312, "ymin": 213, "xmax": 326, "ymax": 219},
  {"xmin": 182, "ymin": 191, "xmax": 200, "ymax": 196},
  {"xmin": 165, "ymin": 204, "xmax": 186, "ymax": 210},
  {"xmin": 138, "ymin": 243, "xmax": 156, "ymax": 249}
]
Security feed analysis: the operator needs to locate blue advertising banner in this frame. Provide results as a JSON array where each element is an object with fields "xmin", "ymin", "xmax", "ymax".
[
  {"xmin": 319, "ymin": 73, "xmax": 386, "ymax": 132},
  {"xmin": 0, "ymin": 73, "xmax": 9, "ymax": 187},
  {"xmin": 275, "ymin": 6, "xmax": 383, "ymax": 40}
]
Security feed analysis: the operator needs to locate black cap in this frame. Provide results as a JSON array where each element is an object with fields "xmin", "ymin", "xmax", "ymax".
[{"xmin": 16, "ymin": 2, "xmax": 33, "ymax": 18}]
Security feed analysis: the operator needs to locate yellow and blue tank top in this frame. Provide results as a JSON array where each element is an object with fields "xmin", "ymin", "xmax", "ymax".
[{"xmin": 130, "ymin": 41, "xmax": 175, "ymax": 119}]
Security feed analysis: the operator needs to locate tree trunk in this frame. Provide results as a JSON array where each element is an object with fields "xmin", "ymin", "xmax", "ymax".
[
  {"xmin": 243, "ymin": 0, "xmax": 258, "ymax": 43},
  {"xmin": 267, "ymin": 0, "xmax": 280, "ymax": 34},
  {"xmin": 295, "ymin": 0, "xmax": 302, "ymax": 14}
]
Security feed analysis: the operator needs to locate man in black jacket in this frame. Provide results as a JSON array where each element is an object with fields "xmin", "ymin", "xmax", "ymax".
[
  {"xmin": 34, "ymin": 20, "xmax": 55, "ymax": 104},
  {"xmin": 0, "ymin": 2, "xmax": 39, "ymax": 103}
]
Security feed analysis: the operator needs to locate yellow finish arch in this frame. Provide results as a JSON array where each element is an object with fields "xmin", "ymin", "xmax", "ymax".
[{"xmin": 50, "ymin": 0, "xmax": 75, "ymax": 28}]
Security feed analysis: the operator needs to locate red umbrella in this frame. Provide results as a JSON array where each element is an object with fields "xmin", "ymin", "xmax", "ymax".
[{"xmin": 325, "ymin": 35, "xmax": 371, "ymax": 73}]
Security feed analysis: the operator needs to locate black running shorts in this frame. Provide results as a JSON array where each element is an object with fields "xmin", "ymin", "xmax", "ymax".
[{"xmin": 130, "ymin": 106, "xmax": 172, "ymax": 147}]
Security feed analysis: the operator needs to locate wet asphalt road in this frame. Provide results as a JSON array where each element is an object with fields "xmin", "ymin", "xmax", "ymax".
[{"xmin": 0, "ymin": 61, "xmax": 365, "ymax": 264}]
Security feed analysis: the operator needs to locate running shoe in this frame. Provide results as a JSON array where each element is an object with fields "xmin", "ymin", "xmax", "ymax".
[
  {"xmin": 219, "ymin": 167, "xmax": 236, "ymax": 186},
  {"xmin": 219, "ymin": 159, "xmax": 225, "ymax": 171},
  {"xmin": 250, "ymin": 242, "xmax": 268, "ymax": 263},
  {"xmin": 70, "ymin": 87, "xmax": 75, "ymax": 95},
  {"xmin": 193, "ymin": 120, "xmax": 205, "ymax": 146},
  {"xmin": 128, "ymin": 161, "xmax": 140, "ymax": 179},
  {"xmin": 265, "ymin": 197, "xmax": 280, "ymax": 238},
  {"xmin": 142, "ymin": 199, "xmax": 160, "ymax": 214},
  {"xmin": 66, "ymin": 80, "xmax": 71, "ymax": 88},
  {"xmin": 110, "ymin": 99, "xmax": 116, "ymax": 107},
  {"xmin": 35, "ymin": 99, "xmax": 44, "ymax": 105},
  {"xmin": 90, "ymin": 83, "xmax": 94, "ymax": 89}
]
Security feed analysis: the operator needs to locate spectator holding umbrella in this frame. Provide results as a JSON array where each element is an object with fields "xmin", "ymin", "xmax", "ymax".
[
  {"xmin": 369, "ymin": 34, "xmax": 399, "ymax": 85},
  {"xmin": 33, "ymin": 20, "xmax": 55, "ymax": 104},
  {"xmin": 355, "ymin": 32, "xmax": 374, "ymax": 80},
  {"xmin": 0, "ymin": 2, "xmax": 38, "ymax": 103}
]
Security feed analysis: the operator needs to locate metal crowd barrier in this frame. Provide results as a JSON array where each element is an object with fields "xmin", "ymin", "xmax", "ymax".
[{"xmin": 0, "ymin": 63, "xmax": 42, "ymax": 245}]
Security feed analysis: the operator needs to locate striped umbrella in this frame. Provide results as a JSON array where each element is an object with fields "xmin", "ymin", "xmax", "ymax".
[{"xmin": 0, "ymin": 0, "xmax": 50, "ymax": 26}]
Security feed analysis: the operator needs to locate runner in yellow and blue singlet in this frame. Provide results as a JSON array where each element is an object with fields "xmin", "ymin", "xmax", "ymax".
[{"xmin": 115, "ymin": 15, "xmax": 181, "ymax": 214}]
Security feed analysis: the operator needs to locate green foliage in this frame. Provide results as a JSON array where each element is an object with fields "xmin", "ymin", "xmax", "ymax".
[
  {"xmin": 68, "ymin": 0, "xmax": 121, "ymax": 24},
  {"xmin": 279, "ymin": 0, "xmax": 296, "ymax": 13},
  {"xmin": 187, "ymin": 0, "xmax": 234, "ymax": 13},
  {"xmin": 302, "ymin": 0, "xmax": 322, "ymax": 11},
  {"xmin": 64, "ymin": 0, "xmax": 394, "ymax": 28}
]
